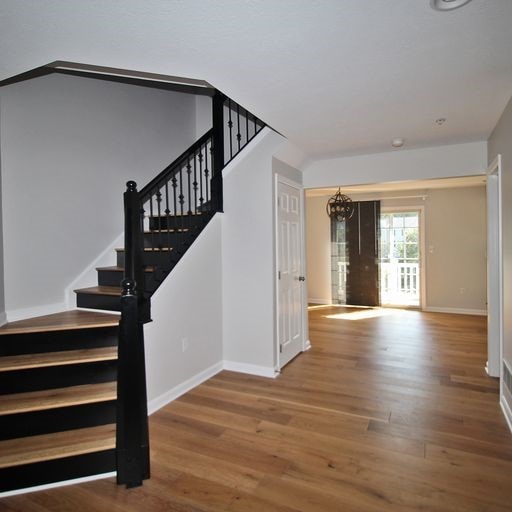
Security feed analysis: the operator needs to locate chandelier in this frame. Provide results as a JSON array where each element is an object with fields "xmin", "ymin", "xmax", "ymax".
[{"xmin": 326, "ymin": 188, "xmax": 354, "ymax": 221}]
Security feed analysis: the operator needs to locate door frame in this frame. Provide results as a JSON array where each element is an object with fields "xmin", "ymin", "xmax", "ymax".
[
  {"xmin": 486, "ymin": 155, "xmax": 503, "ymax": 378},
  {"xmin": 274, "ymin": 175, "xmax": 310, "ymax": 371},
  {"xmin": 380, "ymin": 205, "xmax": 426, "ymax": 309}
]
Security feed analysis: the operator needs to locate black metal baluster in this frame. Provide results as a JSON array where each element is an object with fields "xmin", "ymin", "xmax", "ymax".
[
  {"xmin": 205, "ymin": 156, "xmax": 210, "ymax": 206},
  {"xmin": 195, "ymin": 148, "xmax": 200, "ymax": 214},
  {"xmin": 236, "ymin": 103, "xmax": 241, "ymax": 153},
  {"xmin": 149, "ymin": 193, "xmax": 154, "ymax": 236},
  {"xmin": 228, "ymin": 98, "xmax": 233, "ymax": 160},
  {"xmin": 156, "ymin": 188, "xmax": 162, "ymax": 249},
  {"xmin": 179, "ymin": 166, "xmax": 185, "ymax": 234},
  {"xmin": 165, "ymin": 182, "xmax": 171, "ymax": 252},
  {"xmin": 172, "ymin": 175, "xmax": 178, "ymax": 218},
  {"xmin": 186, "ymin": 157, "xmax": 192, "ymax": 216},
  {"xmin": 253, "ymin": 113, "xmax": 257, "ymax": 137},
  {"xmin": 245, "ymin": 106, "xmax": 249, "ymax": 147},
  {"xmin": 199, "ymin": 150, "xmax": 204, "ymax": 212}
]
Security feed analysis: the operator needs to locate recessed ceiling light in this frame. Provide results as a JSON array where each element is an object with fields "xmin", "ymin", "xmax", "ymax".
[
  {"xmin": 430, "ymin": 0, "xmax": 473, "ymax": 11},
  {"xmin": 391, "ymin": 138, "xmax": 405, "ymax": 148},
  {"xmin": 435, "ymin": 118, "xmax": 447, "ymax": 125}
]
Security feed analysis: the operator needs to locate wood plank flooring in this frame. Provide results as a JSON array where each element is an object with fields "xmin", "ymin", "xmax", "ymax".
[{"xmin": 2, "ymin": 306, "xmax": 511, "ymax": 511}]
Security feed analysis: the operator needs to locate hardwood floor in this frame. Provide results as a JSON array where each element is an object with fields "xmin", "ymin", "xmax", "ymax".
[{"xmin": 2, "ymin": 306, "xmax": 511, "ymax": 511}]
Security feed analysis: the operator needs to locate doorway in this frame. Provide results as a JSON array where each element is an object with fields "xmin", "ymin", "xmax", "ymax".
[{"xmin": 380, "ymin": 209, "xmax": 423, "ymax": 308}]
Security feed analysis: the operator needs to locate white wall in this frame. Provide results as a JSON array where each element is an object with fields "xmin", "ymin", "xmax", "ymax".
[
  {"xmin": 144, "ymin": 215, "xmax": 223, "ymax": 410},
  {"xmin": 195, "ymin": 94, "xmax": 212, "ymax": 139},
  {"xmin": 0, "ymin": 108, "xmax": 5, "ymax": 325},
  {"xmin": 421, "ymin": 187, "xmax": 486, "ymax": 313},
  {"xmin": 0, "ymin": 73, "xmax": 198, "ymax": 319},
  {"xmin": 272, "ymin": 157, "xmax": 303, "ymax": 185},
  {"xmin": 303, "ymin": 141, "xmax": 487, "ymax": 189},
  {"xmin": 222, "ymin": 128, "xmax": 285, "ymax": 376},
  {"xmin": 488, "ymin": 95, "xmax": 512, "ymax": 423},
  {"xmin": 306, "ymin": 185, "xmax": 487, "ymax": 313},
  {"xmin": 305, "ymin": 195, "xmax": 331, "ymax": 304}
]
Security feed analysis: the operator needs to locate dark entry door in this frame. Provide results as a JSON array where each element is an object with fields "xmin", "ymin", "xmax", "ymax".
[{"xmin": 345, "ymin": 201, "xmax": 380, "ymax": 306}]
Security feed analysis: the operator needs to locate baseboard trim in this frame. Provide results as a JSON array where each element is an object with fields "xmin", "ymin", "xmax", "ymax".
[
  {"xmin": 423, "ymin": 307, "xmax": 487, "ymax": 316},
  {"xmin": 308, "ymin": 298, "xmax": 331, "ymax": 305},
  {"xmin": 0, "ymin": 311, "xmax": 7, "ymax": 327},
  {"xmin": 303, "ymin": 339, "xmax": 312, "ymax": 351},
  {"xmin": 147, "ymin": 361, "xmax": 223, "ymax": 415},
  {"xmin": 6, "ymin": 302, "xmax": 69, "ymax": 323},
  {"xmin": 0, "ymin": 471, "xmax": 116, "ymax": 498},
  {"xmin": 500, "ymin": 395, "xmax": 512, "ymax": 434},
  {"xmin": 223, "ymin": 360, "xmax": 278, "ymax": 378}
]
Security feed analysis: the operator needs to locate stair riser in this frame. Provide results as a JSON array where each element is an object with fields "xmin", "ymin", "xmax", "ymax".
[
  {"xmin": 0, "ymin": 361, "xmax": 117, "ymax": 395},
  {"xmin": 76, "ymin": 293, "xmax": 121, "ymax": 312},
  {"xmin": 143, "ymin": 231, "xmax": 185, "ymax": 248},
  {"xmin": 0, "ymin": 401, "xmax": 116, "ymax": 441},
  {"xmin": 116, "ymin": 251, "xmax": 176, "ymax": 268},
  {"xmin": 149, "ymin": 214, "xmax": 205, "ymax": 230},
  {"xmin": 0, "ymin": 449, "xmax": 116, "ymax": 493},
  {"xmin": 97, "ymin": 269, "xmax": 125, "ymax": 287},
  {"xmin": 0, "ymin": 327, "xmax": 118, "ymax": 357},
  {"xmin": 97, "ymin": 269, "xmax": 155, "ymax": 287}
]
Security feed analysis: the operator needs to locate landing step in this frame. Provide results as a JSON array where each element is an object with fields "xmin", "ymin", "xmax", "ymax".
[
  {"xmin": 74, "ymin": 286, "xmax": 121, "ymax": 296},
  {"xmin": 0, "ymin": 310, "xmax": 120, "ymax": 336},
  {"xmin": 0, "ymin": 424, "xmax": 116, "ymax": 468},
  {"xmin": 0, "ymin": 381, "xmax": 117, "ymax": 416},
  {"xmin": 0, "ymin": 346, "xmax": 117, "ymax": 372}
]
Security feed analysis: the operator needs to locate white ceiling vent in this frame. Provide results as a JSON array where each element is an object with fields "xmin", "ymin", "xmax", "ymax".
[{"xmin": 430, "ymin": 0, "xmax": 473, "ymax": 11}]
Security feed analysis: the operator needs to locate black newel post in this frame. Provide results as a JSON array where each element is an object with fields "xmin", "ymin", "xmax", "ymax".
[
  {"xmin": 116, "ymin": 279, "xmax": 150, "ymax": 488},
  {"xmin": 212, "ymin": 91, "xmax": 226, "ymax": 212},
  {"xmin": 123, "ymin": 181, "xmax": 145, "ymax": 308},
  {"xmin": 117, "ymin": 181, "xmax": 150, "ymax": 487}
]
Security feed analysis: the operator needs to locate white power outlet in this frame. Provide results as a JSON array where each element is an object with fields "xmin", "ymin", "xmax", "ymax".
[{"xmin": 181, "ymin": 337, "xmax": 188, "ymax": 352}]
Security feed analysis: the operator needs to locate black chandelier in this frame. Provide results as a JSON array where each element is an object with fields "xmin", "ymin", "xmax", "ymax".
[{"xmin": 326, "ymin": 188, "xmax": 354, "ymax": 221}]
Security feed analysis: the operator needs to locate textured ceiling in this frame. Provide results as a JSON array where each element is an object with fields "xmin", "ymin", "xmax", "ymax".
[{"xmin": 1, "ymin": 0, "xmax": 511, "ymax": 160}]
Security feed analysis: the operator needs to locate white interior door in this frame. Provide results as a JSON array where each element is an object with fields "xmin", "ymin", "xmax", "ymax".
[{"xmin": 277, "ymin": 180, "xmax": 304, "ymax": 368}]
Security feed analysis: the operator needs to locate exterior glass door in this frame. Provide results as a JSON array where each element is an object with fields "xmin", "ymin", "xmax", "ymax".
[{"xmin": 380, "ymin": 211, "xmax": 420, "ymax": 306}]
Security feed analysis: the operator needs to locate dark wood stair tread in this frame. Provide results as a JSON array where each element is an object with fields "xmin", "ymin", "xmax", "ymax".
[
  {"xmin": 0, "ymin": 346, "xmax": 117, "ymax": 372},
  {"xmin": 115, "ymin": 247, "xmax": 173, "ymax": 252},
  {"xmin": 149, "ymin": 212, "xmax": 203, "ymax": 217},
  {"xmin": 0, "ymin": 424, "xmax": 116, "ymax": 468},
  {"xmin": 96, "ymin": 266, "xmax": 154, "ymax": 273},
  {"xmin": 0, "ymin": 310, "xmax": 120, "ymax": 336},
  {"xmin": 144, "ymin": 228, "xmax": 189, "ymax": 233},
  {"xmin": 0, "ymin": 381, "xmax": 117, "ymax": 416},
  {"xmin": 74, "ymin": 286, "xmax": 121, "ymax": 296}
]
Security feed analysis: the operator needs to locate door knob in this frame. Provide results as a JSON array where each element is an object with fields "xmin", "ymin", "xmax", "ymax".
[{"xmin": 298, "ymin": 276, "xmax": 306, "ymax": 282}]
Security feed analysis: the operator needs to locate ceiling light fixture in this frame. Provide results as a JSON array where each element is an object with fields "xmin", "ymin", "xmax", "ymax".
[
  {"xmin": 326, "ymin": 188, "xmax": 354, "ymax": 222},
  {"xmin": 391, "ymin": 138, "xmax": 405, "ymax": 148},
  {"xmin": 430, "ymin": 0, "xmax": 473, "ymax": 11}
]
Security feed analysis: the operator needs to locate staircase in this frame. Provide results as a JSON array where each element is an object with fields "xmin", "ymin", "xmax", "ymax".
[{"xmin": 0, "ymin": 91, "xmax": 264, "ymax": 494}]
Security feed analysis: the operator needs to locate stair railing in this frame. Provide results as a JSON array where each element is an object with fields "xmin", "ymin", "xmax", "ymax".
[{"xmin": 116, "ymin": 90, "xmax": 264, "ymax": 487}]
